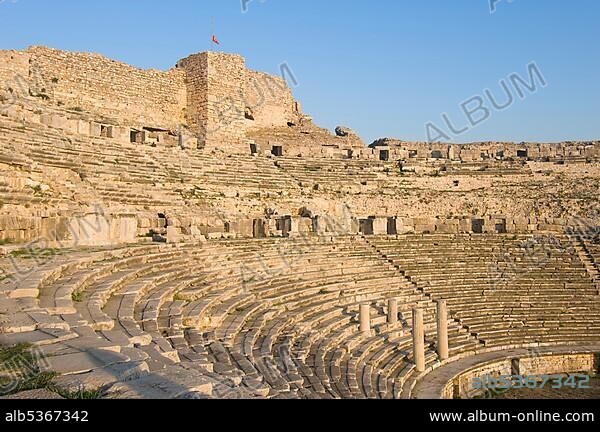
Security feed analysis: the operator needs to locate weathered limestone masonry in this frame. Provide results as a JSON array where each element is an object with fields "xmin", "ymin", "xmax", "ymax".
[
  {"xmin": 2, "ymin": 45, "xmax": 600, "ymax": 400},
  {"xmin": 176, "ymin": 52, "xmax": 303, "ymax": 153},
  {"xmin": 0, "ymin": 214, "xmax": 138, "ymax": 246},
  {"xmin": 1, "ymin": 46, "xmax": 309, "ymax": 152},
  {"xmin": 245, "ymin": 70, "xmax": 301, "ymax": 130},
  {"xmin": 25, "ymin": 47, "xmax": 187, "ymax": 130},
  {"xmin": 177, "ymin": 52, "xmax": 248, "ymax": 152},
  {"xmin": 0, "ymin": 46, "xmax": 598, "ymax": 246},
  {"xmin": 440, "ymin": 352, "xmax": 600, "ymax": 399},
  {"xmin": 370, "ymin": 138, "xmax": 600, "ymax": 162},
  {"xmin": 0, "ymin": 51, "xmax": 30, "ymax": 93}
]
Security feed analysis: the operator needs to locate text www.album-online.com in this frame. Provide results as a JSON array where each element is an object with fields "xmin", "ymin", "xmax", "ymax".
[{"xmin": 430, "ymin": 411, "xmax": 595, "ymax": 423}]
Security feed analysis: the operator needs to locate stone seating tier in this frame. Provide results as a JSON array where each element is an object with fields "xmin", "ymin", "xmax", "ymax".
[{"xmin": 1, "ymin": 232, "xmax": 598, "ymax": 399}]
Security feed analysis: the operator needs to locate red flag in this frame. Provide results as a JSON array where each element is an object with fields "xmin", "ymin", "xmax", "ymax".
[{"xmin": 212, "ymin": 35, "xmax": 220, "ymax": 45}]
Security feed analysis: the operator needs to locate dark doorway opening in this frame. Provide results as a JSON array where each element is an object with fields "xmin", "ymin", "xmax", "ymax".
[
  {"xmin": 360, "ymin": 218, "xmax": 375, "ymax": 236},
  {"xmin": 495, "ymin": 219, "xmax": 507, "ymax": 234},
  {"xmin": 253, "ymin": 219, "xmax": 266, "ymax": 238},
  {"xmin": 100, "ymin": 125, "xmax": 113, "ymax": 138},
  {"xmin": 472, "ymin": 219, "xmax": 484, "ymax": 234},
  {"xmin": 130, "ymin": 130, "xmax": 145, "ymax": 144},
  {"xmin": 387, "ymin": 218, "xmax": 398, "ymax": 235},
  {"xmin": 379, "ymin": 150, "xmax": 390, "ymax": 162},
  {"xmin": 277, "ymin": 216, "xmax": 292, "ymax": 237},
  {"xmin": 271, "ymin": 146, "xmax": 283, "ymax": 157}
]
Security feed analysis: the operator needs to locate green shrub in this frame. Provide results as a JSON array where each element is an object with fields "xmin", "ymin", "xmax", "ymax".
[
  {"xmin": 71, "ymin": 291, "xmax": 84, "ymax": 303},
  {"xmin": 53, "ymin": 387, "xmax": 103, "ymax": 400}
]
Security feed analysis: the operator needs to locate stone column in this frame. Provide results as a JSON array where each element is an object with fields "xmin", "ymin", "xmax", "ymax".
[
  {"xmin": 360, "ymin": 304, "xmax": 371, "ymax": 334},
  {"xmin": 437, "ymin": 300, "xmax": 449, "ymax": 361},
  {"xmin": 388, "ymin": 298, "xmax": 398, "ymax": 325},
  {"xmin": 413, "ymin": 308, "xmax": 425, "ymax": 372}
]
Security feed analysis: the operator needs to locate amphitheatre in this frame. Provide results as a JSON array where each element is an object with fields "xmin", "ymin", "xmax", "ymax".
[{"xmin": 0, "ymin": 46, "xmax": 598, "ymax": 399}]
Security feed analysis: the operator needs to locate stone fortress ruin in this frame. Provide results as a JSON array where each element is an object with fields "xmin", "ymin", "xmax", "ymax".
[{"xmin": 0, "ymin": 46, "xmax": 599, "ymax": 399}]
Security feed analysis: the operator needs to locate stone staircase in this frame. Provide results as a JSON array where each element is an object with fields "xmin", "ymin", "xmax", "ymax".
[
  {"xmin": 368, "ymin": 234, "xmax": 600, "ymax": 350},
  {"xmin": 566, "ymin": 228, "xmax": 600, "ymax": 294}
]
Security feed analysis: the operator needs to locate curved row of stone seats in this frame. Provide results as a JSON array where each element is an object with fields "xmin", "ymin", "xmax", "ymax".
[
  {"xmin": 153, "ymin": 149, "xmax": 301, "ymax": 194},
  {"xmin": 0, "ymin": 116, "xmax": 302, "ymax": 207},
  {"xmin": 442, "ymin": 161, "xmax": 532, "ymax": 176},
  {"xmin": 0, "ymin": 175, "xmax": 52, "ymax": 207},
  {"xmin": 0, "ymin": 250, "xmax": 178, "ymax": 373},
  {"xmin": 178, "ymin": 237, "xmax": 471, "ymax": 397},
  {"xmin": 2, "ymin": 243, "xmax": 278, "ymax": 398},
  {"xmin": 273, "ymin": 157, "xmax": 382, "ymax": 189},
  {"xmin": 34, "ymin": 241, "xmax": 276, "ymax": 380},
  {"xmin": 368, "ymin": 234, "xmax": 600, "ymax": 350},
  {"xmin": 0, "ymin": 117, "xmax": 195, "ymax": 206},
  {"xmin": 9, "ymin": 232, "xmax": 591, "ymax": 399},
  {"xmin": 74, "ymin": 248, "xmax": 215, "ymax": 354},
  {"xmin": 311, "ymin": 302, "xmax": 477, "ymax": 399},
  {"xmin": 0, "ymin": 136, "xmax": 33, "ymax": 168},
  {"xmin": 34, "ymin": 246, "xmax": 195, "ymax": 354},
  {"xmin": 180, "ymin": 239, "xmax": 383, "ymax": 392},
  {"xmin": 0, "ymin": 117, "xmax": 187, "ymax": 207},
  {"xmin": 564, "ymin": 228, "xmax": 599, "ymax": 293},
  {"xmin": 44, "ymin": 236, "xmax": 420, "ymax": 395},
  {"xmin": 156, "ymin": 237, "xmax": 478, "ymax": 398}
]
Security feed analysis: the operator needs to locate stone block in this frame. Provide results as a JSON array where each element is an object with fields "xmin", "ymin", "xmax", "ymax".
[
  {"xmin": 137, "ymin": 217, "xmax": 151, "ymax": 229},
  {"xmin": 435, "ymin": 221, "xmax": 459, "ymax": 234},
  {"xmin": 372, "ymin": 218, "xmax": 388, "ymax": 235},
  {"xmin": 166, "ymin": 226, "xmax": 183, "ymax": 243},
  {"xmin": 0, "ymin": 216, "xmax": 26, "ymax": 231},
  {"xmin": 414, "ymin": 217, "xmax": 435, "ymax": 226},
  {"xmin": 415, "ymin": 224, "xmax": 436, "ymax": 234},
  {"xmin": 90, "ymin": 123, "xmax": 101, "ymax": 137},
  {"xmin": 71, "ymin": 214, "xmax": 111, "ymax": 247},
  {"xmin": 296, "ymin": 218, "xmax": 313, "ymax": 234},
  {"xmin": 77, "ymin": 120, "xmax": 91, "ymax": 135},
  {"xmin": 110, "ymin": 216, "xmax": 137, "ymax": 244},
  {"xmin": 458, "ymin": 218, "xmax": 472, "ymax": 233}
]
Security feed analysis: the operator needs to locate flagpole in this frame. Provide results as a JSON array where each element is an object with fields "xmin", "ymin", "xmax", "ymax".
[
  {"xmin": 210, "ymin": 17, "xmax": 214, "ymax": 52},
  {"xmin": 209, "ymin": 19, "xmax": 222, "ymax": 51}
]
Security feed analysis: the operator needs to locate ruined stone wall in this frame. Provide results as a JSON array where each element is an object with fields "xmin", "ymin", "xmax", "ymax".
[
  {"xmin": 177, "ymin": 53, "xmax": 208, "ymax": 145},
  {"xmin": 245, "ymin": 70, "xmax": 299, "ymax": 130},
  {"xmin": 0, "ymin": 51, "xmax": 31, "ymax": 103},
  {"xmin": 178, "ymin": 52, "xmax": 247, "ymax": 152},
  {"xmin": 371, "ymin": 139, "xmax": 600, "ymax": 162},
  {"xmin": 0, "ymin": 214, "xmax": 137, "ymax": 246},
  {"xmin": 3, "ymin": 47, "xmax": 314, "ymax": 155},
  {"xmin": 442, "ymin": 352, "xmax": 599, "ymax": 399},
  {"xmin": 444, "ymin": 359, "xmax": 514, "ymax": 399},
  {"xmin": 25, "ymin": 47, "xmax": 186, "ymax": 129},
  {"xmin": 519, "ymin": 353, "xmax": 598, "ymax": 377}
]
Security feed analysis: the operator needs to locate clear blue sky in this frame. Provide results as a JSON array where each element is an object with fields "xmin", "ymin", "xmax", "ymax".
[{"xmin": 1, "ymin": 0, "xmax": 599, "ymax": 143}]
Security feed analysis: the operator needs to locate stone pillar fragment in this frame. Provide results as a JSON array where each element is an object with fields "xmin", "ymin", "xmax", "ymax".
[
  {"xmin": 413, "ymin": 308, "xmax": 425, "ymax": 372},
  {"xmin": 388, "ymin": 299, "xmax": 398, "ymax": 325},
  {"xmin": 437, "ymin": 300, "xmax": 449, "ymax": 361},
  {"xmin": 360, "ymin": 304, "xmax": 371, "ymax": 334}
]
